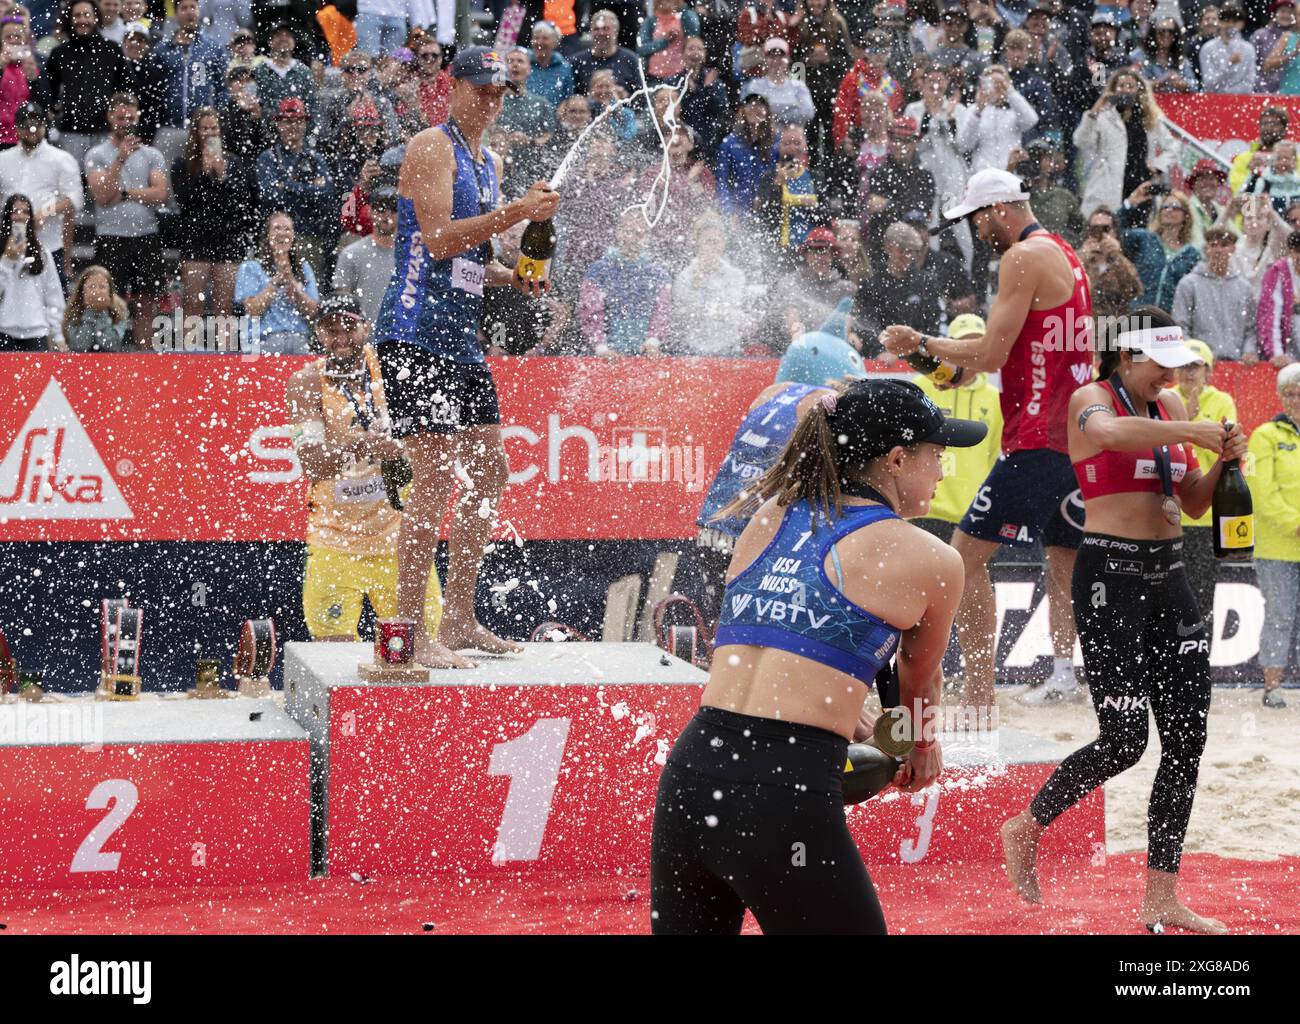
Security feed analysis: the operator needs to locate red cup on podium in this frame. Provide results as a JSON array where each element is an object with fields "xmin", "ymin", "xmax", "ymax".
[{"xmin": 360, "ymin": 618, "xmax": 429, "ymax": 682}]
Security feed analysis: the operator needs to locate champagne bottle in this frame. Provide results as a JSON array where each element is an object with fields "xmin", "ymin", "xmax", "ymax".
[
  {"xmin": 515, "ymin": 218, "xmax": 556, "ymax": 287},
  {"xmin": 842, "ymin": 744, "xmax": 902, "ymax": 805},
  {"xmin": 1212, "ymin": 420, "xmax": 1253, "ymax": 563},
  {"xmin": 905, "ymin": 337, "xmax": 964, "ymax": 387}
]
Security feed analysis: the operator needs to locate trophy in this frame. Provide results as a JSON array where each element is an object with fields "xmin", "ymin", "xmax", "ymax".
[
  {"xmin": 97, "ymin": 598, "xmax": 129, "ymax": 698},
  {"xmin": 104, "ymin": 607, "xmax": 143, "ymax": 701},
  {"xmin": 188, "ymin": 658, "xmax": 226, "ymax": 699},
  {"xmin": 358, "ymin": 618, "xmax": 429, "ymax": 682},
  {"xmin": 234, "ymin": 619, "xmax": 277, "ymax": 697},
  {"xmin": 17, "ymin": 669, "xmax": 44, "ymax": 703},
  {"xmin": 0, "ymin": 628, "xmax": 15, "ymax": 698}
]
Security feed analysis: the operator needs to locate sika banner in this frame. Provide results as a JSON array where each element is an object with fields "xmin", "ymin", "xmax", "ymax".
[{"xmin": 0, "ymin": 355, "xmax": 1286, "ymax": 543}]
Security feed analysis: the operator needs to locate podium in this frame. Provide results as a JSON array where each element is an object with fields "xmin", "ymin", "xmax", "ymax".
[{"xmin": 0, "ymin": 694, "xmax": 310, "ymax": 888}]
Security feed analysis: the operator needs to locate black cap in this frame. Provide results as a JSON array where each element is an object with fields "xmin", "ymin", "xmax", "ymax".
[
  {"xmin": 828, "ymin": 379, "xmax": 987, "ymax": 462},
  {"xmin": 740, "ymin": 91, "xmax": 770, "ymax": 107},
  {"xmin": 316, "ymin": 293, "xmax": 365, "ymax": 323},
  {"xmin": 269, "ymin": 20, "xmax": 298, "ymax": 36},
  {"xmin": 449, "ymin": 45, "xmax": 520, "ymax": 92},
  {"xmin": 15, "ymin": 102, "xmax": 46, "ymax": 124}
]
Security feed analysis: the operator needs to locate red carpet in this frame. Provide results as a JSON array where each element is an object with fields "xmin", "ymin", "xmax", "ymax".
[{"xmin": 1, "ymin": 853, "xmax": 1294, "ymax": 935}]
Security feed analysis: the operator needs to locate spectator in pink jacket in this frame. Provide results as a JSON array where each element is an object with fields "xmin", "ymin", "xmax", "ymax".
[
  {"xmin": 0, "ymin": 15, "xmax": 36, "ymax": 147},
  {"xmin": 1256, "ymin": 230, "xmax": 1300, "ymax": 368},
  {"xmin": 578, "ymin": 209, "xmax": 674, "ymax": 357}
]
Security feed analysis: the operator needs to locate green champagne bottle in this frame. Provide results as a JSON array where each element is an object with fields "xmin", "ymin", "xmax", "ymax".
[
  {"xmin": 515, "ymin": 218, "xmax": 556, "ymax": 287},
  {"xmin": 1212, "ymin": 421, "xmax": 1253, "ymax": 562}
]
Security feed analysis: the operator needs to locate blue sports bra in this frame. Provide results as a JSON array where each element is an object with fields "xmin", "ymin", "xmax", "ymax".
[{"xmin": 713, "ymin": 497, "xmax": 903, "ymax": 686}]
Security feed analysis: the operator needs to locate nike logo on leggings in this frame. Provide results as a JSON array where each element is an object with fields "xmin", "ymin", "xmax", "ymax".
[{"xmin": 1176, "ymin": 620, "xmax": 1202, "ymax": 637}]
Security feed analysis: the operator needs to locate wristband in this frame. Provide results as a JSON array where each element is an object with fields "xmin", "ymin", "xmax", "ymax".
[{"xmin": 916, "ymin": 335, "xmax": 932, "ymax": 358}]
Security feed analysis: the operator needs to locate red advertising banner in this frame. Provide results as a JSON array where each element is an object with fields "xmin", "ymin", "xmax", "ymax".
[
  {"xmin": 0, "ymin": 355, "xmax": 1286, "ymax": 543},
  {"xmin": 1160, "ymin": 92, "xmax": 1300, "ymax": 146}
]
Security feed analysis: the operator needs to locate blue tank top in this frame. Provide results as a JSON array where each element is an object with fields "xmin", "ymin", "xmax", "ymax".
[
  {"xmin": 374, "ymin": 123, "xmax": 499, "ymax": 364},
  {"xmin": 713, "ymin": 499, "xmax": 902, "ymax": 685},
  {"xmin": 697, "ymin": 382, "xmax": 827, "ymax": 538}
]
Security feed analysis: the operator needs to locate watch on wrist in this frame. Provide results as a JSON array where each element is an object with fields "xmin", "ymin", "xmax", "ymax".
[
  {"xmin": 916, "ymin": 335, "xmax": 931, "ymax": 358},
  {"xmin": 120, "ymin": 189, "xmax": 129, "ymax": 203}
]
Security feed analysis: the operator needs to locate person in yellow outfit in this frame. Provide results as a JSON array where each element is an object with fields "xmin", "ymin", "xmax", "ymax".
[
  {"xmin": 1173, "ymin": 338, "xmax": 1238, "ymax": 641},
  {"xmin": 1246, "ymin": 363, "xmax": 1300, "ymax": 709},
  {"xmin": 286, "ymin": 294, "xmax": 443, "ymax": 641},
  {"xmin": 912, "ymin": 314, "xmax": 1003, "ymax": 686}
]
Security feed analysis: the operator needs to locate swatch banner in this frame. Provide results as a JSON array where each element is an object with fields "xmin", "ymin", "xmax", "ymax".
[{"xmin": 0, "ymin": 355, "xmax": 1286, "ymax": 543}]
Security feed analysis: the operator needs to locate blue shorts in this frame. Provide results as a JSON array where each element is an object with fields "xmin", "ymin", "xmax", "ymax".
[{"xmin": 958, "ymin": 449, "xmax": 1084, "ymax": 549}]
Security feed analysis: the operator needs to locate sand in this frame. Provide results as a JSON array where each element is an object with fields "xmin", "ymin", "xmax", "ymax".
[{"xmin": 996, "ymin": 684, "xmax": 1300, "ymax": 861}]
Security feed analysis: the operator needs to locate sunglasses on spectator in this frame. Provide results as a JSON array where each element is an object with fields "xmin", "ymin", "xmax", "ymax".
[
  {"xmin": 1087, "ymin": 224, "xmax": 1114, "ymax": 237},
  {"xmin": 1161, "ymin": 202, "xmax": 1186, "ymax": 212},
  {"xmin": 344, "ymin": 64, "xmax": 369, "ymax": 74},
  {"xmin": 232, "ymin": 33, "xmax": 253, "ymax": 44}
]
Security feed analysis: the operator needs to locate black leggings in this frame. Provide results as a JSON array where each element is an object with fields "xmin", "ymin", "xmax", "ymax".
[
  {"xmin": 649, "ymin": 706, "xmax": 887, "ymax": 935},
  {"xmin": 1030, "ymin": 534, "xmax": 1211, "ymax": 874}
]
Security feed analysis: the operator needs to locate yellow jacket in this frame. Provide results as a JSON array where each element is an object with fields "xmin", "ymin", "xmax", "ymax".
[
  {"xmin": 1174, "ymin": 383, "xmax": 1236, "ymax": 528},
  {"xmin": 914, "ymin": 373, "xmax": 1004, "ymax": 525},
  {"xmin": 1246, "ymin": 415, "xmax": 1300, "ymax": 562}
]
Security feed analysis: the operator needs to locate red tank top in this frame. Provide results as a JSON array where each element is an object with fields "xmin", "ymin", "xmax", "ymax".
[
  {"xmin": 1001, "ymin": 233, "xmax": 1094, "ymax": 454},
  {"xmin": 1073, "ymin": 381, "xmax": 1200, "ymax": 501}
]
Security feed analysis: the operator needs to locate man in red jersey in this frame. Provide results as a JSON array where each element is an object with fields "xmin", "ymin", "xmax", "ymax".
[{"xmin": 881, "ymin": 169, "xmax": 1093, "ymax": 713}]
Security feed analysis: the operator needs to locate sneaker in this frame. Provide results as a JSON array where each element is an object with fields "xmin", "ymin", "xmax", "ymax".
[
  {"xmin": 1017, "ymin": 675, "xmax": 1084, "ymax": 706},
  {"xmin": 1263, "ymin": 688, "xmax": 1288, "ymax": 709}
]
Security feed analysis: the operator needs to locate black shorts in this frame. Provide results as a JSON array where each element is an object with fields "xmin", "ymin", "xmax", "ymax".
[
  {"xmin": 94, "ymin": 234, "xmax": 165, "ymax": 297},
  {"xmin": 957, "ymin": 448, "xmax": 1084, "ymax": 549},
  {"xmin": 377, "ymin": 341, "xmax": 501, "ymax": 438}
]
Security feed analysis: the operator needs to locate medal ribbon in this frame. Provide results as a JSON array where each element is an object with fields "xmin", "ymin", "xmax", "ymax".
[{"xmin": 1108, "ymin": 372, "xmax": 1176, "ymax": 510}]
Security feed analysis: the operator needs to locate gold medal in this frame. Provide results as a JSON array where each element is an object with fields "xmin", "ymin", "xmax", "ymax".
[
  {"xmin": 872, "ymin": 705, "xmax": 917, "ymax": 758},
  {"xmin": 1162, "ymin": 496, "xmax": 1181, "ymax": 526}
]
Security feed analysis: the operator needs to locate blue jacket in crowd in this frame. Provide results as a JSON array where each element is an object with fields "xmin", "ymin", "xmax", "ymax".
[
  {"xmin": 1122, "ymin": 227, "xmax": 1202, "ymax": 312},
  {"xmin": 153, "ymin": 31, "xmax": 228, "ymax": 128},
  {"xmin": 528, "ymin": 51, "xmax": 575, "ymax": 108},
  {"xmin": 255, "ymin": 143, "xmax": 336, "ymax": 237},
  {"xmin": 715, "ymin": 133, "xmax": 777, "ymax": 216}
]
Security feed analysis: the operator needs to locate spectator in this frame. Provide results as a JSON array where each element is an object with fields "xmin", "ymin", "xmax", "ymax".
[
  {"xmin": 906, "ymin": 60, "xmax": 970, "ymax": 255},
  {"xmin": 908, "ymin": 211, "xmax": 978, "ymax": 315},
  {"xmin": 1172, "ymin": 228, "xmax": 1257, "ymax": 363},
  {"xmin": 572, "ymin": 9, "xmax": 642, "ymax": 94},
  {"xmin": 716, "ymin": 92, "xmax": 776, "ymax": 219},
  {"xmin": 0, "ymin": 14, "xmax": 37, "ymax": 147},
  {"xmin": 1172, "ymin": 338, "xmax": 1237, "ymax": 640},
  {"xmin": 578, "ymin": 208, "xmax": 673, "ymax": 357},
  {"xmin": 694, "ymin": 0, "xmax": 738, "ymax": 78},
  {"xmin": 1074, "ymin": 68, "xmax": 1173, "ymax": 219},
  {"xmin": 831, "ymin": 28, "xmax": 902, "ymax": 149},
  {"xmin": 1199, "ymin": 4, "xmax": 1256, "ymax": 92},
  {"xmin": 1000, "ymin": 28, "xmax": 1056, "ymax": 137},
  {"xmin": 0, "ymin": 192, "xmax": 62, "ymax": 349},
  {"xmin": 1139, "ymin": 17, "xmax": 1196, "ymax": 92},
  {"xmin": 675, "ymin": 35, "xmax": 728, "ymax": 162},
  {"xmin": 1058, "ymin": 13, "xmax": 1131, "ymax": 129},
  {"xmin": 61, "ymin": 264, "xmax": 131, "ymax": 351},
  {"xmin": 587, "ymin": 69, "xmax": 636, "ymax": 141},
  {"xmin": 933, "ymin": 3, "xmax": 988, "ymax": 99},
  {"xmin": 528, "ymin": 19, "xmax": 574, "ymax": 108},
  {"xmin": 860, "ymin": 115, "xmax": 934, "ymax": 253},
  {"xmin": 1252, "ymin": 0, "xmax": 1296, "ymax": 92},
  {"xmin": 832, "ymin": 217, "xmax": 872, "ymax": 286},
  {"xmin": 541, "ymin": 93, "xmax": 592, "ymax": 178},
  {"xmin": 0, "ymin": 102, "xmax": 81, "ymax": 285},
  {"xmin": 119, "ymin": 21, "xmax": 168, "ymax": 141},
  {"xmin": 199, "ymin": 0, "xmax": 253, "ymax": 49},
  {"xmin": 318, "ymin": 50, "xmax": 399, "ymax": 154},
  {"xmin": 1232, "ymin": 192, "xmax": 1291, "ymax": 292},
  {"xmin": 254, "ymin": 20, "xmax": 316, "ymax": 125},
  {"xmin": 1247, "ymin": 362, "xmax": 1300, "ymax": 709},
  {"xmin": 235, "ymin": 209, "xmax": 320, "ymax": 355},
  {"xmin": 755, "ymin": 122, "xmax": 821, "ymax": 259},
  {"xmin": 1255, "ymin": 229, "xmax": 1300, "ymax": 365},
  {"xmin": 333, "ymin": 186, "xmax": 396, "ymax": 322},
  {"xmin": 1260, "ymin": 16, "xmax": 1300, "ymax": 92},
  {"xmin": 1185, "ymin": 159, "xmax": 1231, "ymax": 249},
  {"xmin": 328, "ymin": 101, "xmax": 390, "ymax": 218},
  {"xmin": 414, "ymin": 34, "xmax": 450, "ymax": 128},
  {"xmin": 1124, "ymin": 0, "xmax": 1158, "ymax": 55},
  {"xmin": 1079, "ymin": 205, "xmax": 1144, "ymax": 329},
  {"xmin": 1229, "ymin": 105, "xmax": 1291, "ymax": 193},
  {"xmin": 354, "ymin": 0, "xmax": 410, "ymax": 56},
  {"xmin": 498, "ymin": 47, "xmax": 555, "ymax": 195},
  {"xmin": 43, "ymin": 0, "xmax": 129, "ymax": 169},
  {"xmin": 852, "ymin": 220, "xmax": 938, "ymax": 348},
  {"xmin": 152, "ymin": 0, "xmax": 227, "ymax": 165},
  {"xmin": 741, "ymin": 36, "xmax": 815, "ymax": 128},
  {"xmin": 1011, "ymin": 137, "xmax": 1083, "ymax": 244},
  {"xmin": 551, "ymin": 129, "xmax": 636, "ymax": 303},
  {"xmin": 670, "ymin": 213, "xmax": 752, "ymax": 355},
  {"xmin": 1123, "ymin": 187, "xmax": 1200, "ymax": 311},
  {"xmin": 738, "ymin": 0, "xmax": 795, "ymax": 62},
  {"xmin": 764, "ymin": 225, "xmax": 854, "ymax": 351},
  {"xmin": 256, "ymin": 97, "xmax": 335, "ymax": 277},
  {"xmin": 99, "ymin": 0, "xmax": 125, "ymax": 45},
  {"xmin": 957, "ymin": 64, "xmax": 1038, "ymax": 174},
  {"xmin": 638, "ymin": 122, "xmax": 716, "ymax": 271},
  {"xmin": 226, "ymin": 26, "xmax": 259, "ymax": 71},
  {"xmin": 639, "ymin": 0, "xmax": 699, "ymax": 85},
  {"xmin": 968, "ymin": 0, "xmax": 1008, "ymax": 59},
  {"xmin": 85, "ymin": 90, "xmax": 170, "ymax": 345},
  {"xmin": 221, "ymin": 64, "xmax": 275, "ymax": 163},
  {"xmin": 1257, "ymin": 140, "xmax": 1300, "ymax": 211},
  {"xmin": 1185, "ymin": 6, "xmax": 1220, "ymax": 87},
  {"xmin": 1023, "ymin": 4, "xmax": 1075, "ymax": 77},
  {"xmin": 171, "ymin": 105, "xmax": 257, "ymax": 321},
  {"xmin": 792, "ymin": 0, "xmax": 852, "ymax": 158}
]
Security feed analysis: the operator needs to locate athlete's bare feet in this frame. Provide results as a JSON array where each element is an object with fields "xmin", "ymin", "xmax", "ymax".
[
  {"xmin": 1141, "ymin": 870, "xmax": 1227, "ymax": 933},
  {"xmin": 415, "ymin": 634, "xmax": 478, "ymax": 670},
  {"xmin": 1000, "ymin": 812, "xmax": 1044, "ymax": 904},
  {"xmin": 438, "ymin": 617, "xmax": 524, "ymax": 655}
]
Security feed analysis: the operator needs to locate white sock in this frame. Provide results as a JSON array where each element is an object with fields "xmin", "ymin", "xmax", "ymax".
[{"xmin": 1050, "ymin": 658, "xmax": 1075, "ymax": 685}]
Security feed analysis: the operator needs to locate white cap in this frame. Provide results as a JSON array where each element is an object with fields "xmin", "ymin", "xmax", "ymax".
[
  {"xmin": 123, "ymin": 21, "xmax": 150, "ymax": 38},
  {"xmin": 943, "ymin": 168, "xmax": 1032, "ymax": 220},
  {"xmin": 1115, "ymin": 325, "xmax": 1199, "ymax": 368}
]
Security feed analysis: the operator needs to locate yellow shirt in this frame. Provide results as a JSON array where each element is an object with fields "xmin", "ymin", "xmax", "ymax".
[
  {"xmin": 914, "ymin": 373, "xmax": 1004, "ymax": 524},
  {"xmin": 1174, "ymin": 383, "xmax": 1236, "ymax": 528},
  {"xmin": 1246, "ymin": 416, "xmax": 1300, "ymax": 563}
]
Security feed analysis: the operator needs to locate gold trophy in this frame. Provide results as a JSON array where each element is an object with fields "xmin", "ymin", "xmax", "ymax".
[
  {"xmin": 97, "ymin": 598, "xmax": 129, "ymax": 698},
  {"xmin": 189, "ymin": 658, "xmax": 226, "ymax": 699},
  {"xmin": 234, "ymin": 619, "xmax": 276, "ymax": 697},
  {"xmin": 104, "ymin": 606, "xmax": 143, "ymax": 701},
  {"xmin": 358, "ymin": 618, "xmax": 429, "ymax": 683}
]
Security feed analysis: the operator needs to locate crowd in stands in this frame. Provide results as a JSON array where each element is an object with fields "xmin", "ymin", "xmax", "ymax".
[{"xmin": 0, "ymin": 0, "xmax": 1297, "ymax": 370}]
